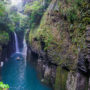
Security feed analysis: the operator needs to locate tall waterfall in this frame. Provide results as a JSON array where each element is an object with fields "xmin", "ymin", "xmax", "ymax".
[{"xmin": 14, "ymin": 32, "xmax": 19, "ymax": 52}]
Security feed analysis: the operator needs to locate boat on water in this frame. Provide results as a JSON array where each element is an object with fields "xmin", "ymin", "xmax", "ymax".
[{"xmin": 16, "ymin": 57, "xmax": 21, "ymax": 60}]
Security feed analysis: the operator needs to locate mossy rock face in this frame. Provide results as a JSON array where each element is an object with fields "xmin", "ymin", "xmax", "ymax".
[
  {"xmin": 55, "ymin": 66, "xmax": 68, "ymax": 90},
  {"xmin": 27, "ymin": 0, "xmax": 89, "ymax": 89}
]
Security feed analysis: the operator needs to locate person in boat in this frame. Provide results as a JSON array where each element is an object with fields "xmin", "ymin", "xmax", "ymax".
[{"xmin": 16, "ymin": 57, "xmax": 20, "ymax": 60}]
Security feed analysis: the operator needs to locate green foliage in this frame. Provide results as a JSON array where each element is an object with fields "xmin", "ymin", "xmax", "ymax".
[
  {"xmin": 8, "ymin": 11, "xmax": 20, "ymax": 32},
  {"xmin": 59, "ymin": 0, "xmax": 89, "ymax": 49},
  {"xmin": 29, "ymin": 9, "xmax": 44, "ymax": 29},
  {"xmin": 0, "ymin": 0, "xmax": 29, "ymax": 46},
  {"xmin": 20, "ymin": 14, "xmax": 29, "ymax": 30},
  {"xmin": 0, "ymin": 31, "xmax": 9, "ymax": 45},
  {"xmin": 24, "ymin": 0, "xmax": 51, "ymax": 29},
  {"xmin": 8, "ymin": 8, "xmax": 29, "ymax": 32},
  {"xmin": 8, "ymin": 23, "xmax": 15, "ymax": 32},
  {"xmin": 25, "ymin": 1, "xmax": 42, "ymax": 13},
  {"xmin": 40, "ymin": 29, "xmax": 54, "ymax": 50},
  {"xmin": 10, "ymin": 14, "xmax": 20, "ymax": 24},
  {"xmin": 82, "ymin": 17, "xmax": 90, "ymax": 24},
  {"xmin": 0, "ymin": 82, "xmax": 9, "ymax": 89},
  {"xmin": 24, "ymin": 0, "xmax": 51, "ymax": 14},
  {"xmin": 24, "ymin": 1, "xmax": 44, "ymax": 29},
  {"xmin": 60, "ymin": 0, "xmax": 89, "ymax": 24},
  {"xmin": 0, "ymin": 1, "xmax": 15, "ymax": 32},
  {"xmin": 69, "ymin": 23, "xmax": 86, "ymax": 48},
  {"xmin": 66, "ymin": 8, "xmax": 77, "ymax": 23},
  {"xmin": 0, "ymin": 1, "xmax": 5, "ymax": 16},
  {"xmin": 0, "ymin": 1, "xmax": 10, "ymax": 46},
  {"xmin": 60, "ymin": 4, "xmax": 78, "ymax": 23}
]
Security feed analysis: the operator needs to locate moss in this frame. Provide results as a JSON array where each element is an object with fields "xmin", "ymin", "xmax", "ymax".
[
  {"xmin": 82, "ymin": 17, "xmax": 90, "ymax": 24},
  {"xmin": 55, "ymin": 66, "xmax": 68, "ymax": 90},
  {"xmin": 29, "ymin": 3, "xmax": 78, "ymax": 68},
  {"xmin": 28, "ymin": 0, "xmax": 89, "ymax": 89},
  {"xmin": 58, "ymin": 0, "xmax": 89, "ymax": 48},
  {"xmin": 28, "ymin": 0, "xmax": 87, "ymax": 66},
  {"xmin": 69, "ymin": 23, "xmax": 86, "ymax": 49}
]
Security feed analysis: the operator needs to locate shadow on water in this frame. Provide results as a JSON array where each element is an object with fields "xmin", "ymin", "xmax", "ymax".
[{"xmin": 1, "ymin": 53, "xmax": 52, "ymax": 90}]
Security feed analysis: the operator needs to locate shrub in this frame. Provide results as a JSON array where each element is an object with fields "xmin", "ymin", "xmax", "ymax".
[
  {"xmin": 0, "ymin": 31, "xmax": 9, "ymax": 45},
  {"xmin": 0, "ymin": 82, "xmax": 9, "ymax": 90},
  {"xmin": 0, "ymin": 1, "xmax": 6, "ymax": 16},
  {"xmin": 24, "ymin": 0, "xmax": 51, "ymax": 29}
]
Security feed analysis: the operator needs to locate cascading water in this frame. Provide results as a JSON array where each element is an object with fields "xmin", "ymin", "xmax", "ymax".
[
  {"xmin": 22, "ymin": 37, "xmax": 27, "ymax": 65},
  {"xmin": 14, "ymin": 32, "xmax": 19, "ymax": 53}
]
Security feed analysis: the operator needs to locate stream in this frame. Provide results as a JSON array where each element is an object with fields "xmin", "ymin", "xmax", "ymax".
[
  {"xmin": 1, "ymin": 32, "xmax": 52, "ymax": 90},
  {"xmin": 1, "ymin": 53, "xmax": 51, "ymax": 90}
]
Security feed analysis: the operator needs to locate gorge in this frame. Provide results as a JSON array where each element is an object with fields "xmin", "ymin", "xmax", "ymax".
[
  {"xmin": 0, "ymin": 0, "xmax": 90, "ymax": 90},
  {"xmin": 1, "ymin": 32, "xmax": 52, "ymax": 90}
]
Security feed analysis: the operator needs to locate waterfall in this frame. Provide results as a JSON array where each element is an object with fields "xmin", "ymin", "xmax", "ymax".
[
  {"xmin": 22, "ymin": 37, "xmax": 27, "ymax": 65},
  {"xmin": 14, "ymin": 32, "xmax": 19, "ymax": 53}
]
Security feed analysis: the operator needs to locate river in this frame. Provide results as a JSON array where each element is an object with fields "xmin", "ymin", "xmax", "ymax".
[
  {"xmin": 1, "ymin": 53, "xmax": 52, "ymax": 90},
  {"xmin": 1, "ymin": 32, "xmax": 52, "ymax": 90}
]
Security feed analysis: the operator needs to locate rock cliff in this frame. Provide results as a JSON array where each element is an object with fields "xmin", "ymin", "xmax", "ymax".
[{"xmin": 26, "ymin": 0, "xmax": 90, "ymax": 89}]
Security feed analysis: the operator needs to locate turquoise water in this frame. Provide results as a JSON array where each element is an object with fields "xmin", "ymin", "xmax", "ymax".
[{"xmin": 1, "ymin": 53, "xmax": 52, "ymax": 90}]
